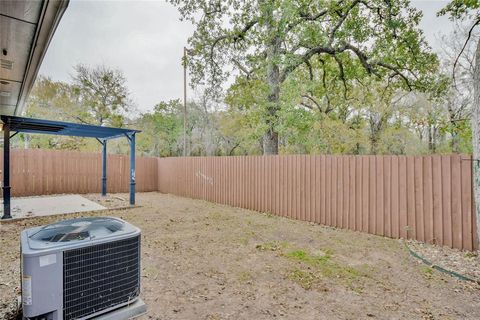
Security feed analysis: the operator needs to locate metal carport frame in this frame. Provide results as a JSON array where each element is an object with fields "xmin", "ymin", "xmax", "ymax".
[{"xmin": 0, "ymin": 115, "xmax": 141, "ymax": 219}]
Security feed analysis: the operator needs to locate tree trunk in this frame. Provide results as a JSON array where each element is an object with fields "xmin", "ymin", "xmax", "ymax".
[
  {"xmin": 263, "ymin": 58, "xmax": 280, "ymax": 154},
  {"xmin": 451, "ymin": 130, "xmax": 460, "ymax": 153},
  {"xmin": 369, "ymin": 115, "xmax": 382, "ymax": 155},
  {"xmin": 472, "ymin": 37, "xmax": 480, "ymax": 246},
  {"xmin": 428, "ymin": 125, "xmax": 437, "ymax": 153},
  {"xmin": 263, "ymin": 22, "xmax": 281, "ymax": 155},
  {"xmin": 370, "ymin": 136, "xmax": 379, "ymax": 155},
  {"xmin": 448, "ymin": 105, "xmax": 460, "ymax": 153}
]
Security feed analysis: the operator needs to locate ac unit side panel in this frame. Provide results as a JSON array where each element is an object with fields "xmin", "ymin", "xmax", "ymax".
[{"xmin": 22, "ymin": 252, "xmax": 63, "ymax": 319}]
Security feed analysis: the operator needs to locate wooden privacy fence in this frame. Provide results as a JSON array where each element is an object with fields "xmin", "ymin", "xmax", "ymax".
[
  {"xmin": 157, "ymin": 155, "xmax": 478, "ymax": 251},
  {"xmin": 1, "ymin": 150, "xmax": 477, "ymax": 250},
  {"xmin": 1, "ymin": 149, "xmax": 158, "ymax": 196}
]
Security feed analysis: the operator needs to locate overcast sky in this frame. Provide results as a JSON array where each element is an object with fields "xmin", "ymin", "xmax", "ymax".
[{"xmin": 39, "ymin": 0, "xmax": 455, "ymax": 113}]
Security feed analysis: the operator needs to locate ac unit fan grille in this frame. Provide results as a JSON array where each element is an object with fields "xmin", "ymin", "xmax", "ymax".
[{"xmin": 63, "ymin": 236, "xmax": 140, "ymax": 319}]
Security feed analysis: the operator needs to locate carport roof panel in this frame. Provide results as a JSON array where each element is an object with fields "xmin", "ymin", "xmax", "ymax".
[{"xmin": 1, "ymin": 115, "xmax": 140, "ymax": 139}]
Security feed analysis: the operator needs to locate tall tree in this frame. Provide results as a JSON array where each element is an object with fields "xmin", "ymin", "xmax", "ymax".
[
  {"xmin": 439, "ymin": 0, "xmax": 480, "ymax": 245},
  {"xmin": 73, "ymin": 64, "xmax": 132, "ymax": 126},
  {"xmin": 171, "ymin": 0, "xmax": 438, "ymax": 154},
  {"xmin": 137, "ymin": 100, "xmax": 183, "ymax": 157},
  {"xmin": 25, "ymin": 76, "xmax": 90, "ymax": 150}
]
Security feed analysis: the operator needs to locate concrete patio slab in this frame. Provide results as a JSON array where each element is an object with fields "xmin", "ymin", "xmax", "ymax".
[{"xmin": 1, "ymin": 195, "xmax": 106, "ymax": 220}]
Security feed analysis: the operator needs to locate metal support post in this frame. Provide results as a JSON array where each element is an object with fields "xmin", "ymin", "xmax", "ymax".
[
  {"xmin": 102, "ymin": 139, "xmax": 107, "ymax": 196},
  {"xmin": 2, "ymin": 124, "xmax": 11, "ymax": 219},
  {"xmin": 129, "ymin": 133, "xmax": 136, "ymax": 205}
]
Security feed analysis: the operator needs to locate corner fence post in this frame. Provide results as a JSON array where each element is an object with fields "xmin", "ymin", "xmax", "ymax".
[
  {"xmin": 2, "ymin": 123, "xmax": 11, "ymax": 219},
  {"xmin": 102, "ymin": 139, "xmax": 107, "ymax": 196},
  {"xmin": 129, "ymin": 133, "xmax": 136, "ymax": 205}
]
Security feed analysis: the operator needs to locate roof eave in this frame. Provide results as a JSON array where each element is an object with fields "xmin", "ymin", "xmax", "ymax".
[{"xmin": 15, "ymin": 0, "xmax": 70, "ymax": 116}]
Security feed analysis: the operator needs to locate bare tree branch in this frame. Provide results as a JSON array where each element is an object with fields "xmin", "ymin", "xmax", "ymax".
[
  {"xmin": 333, "ymin": 54, "xmax": 348, "ymax": 100},
  {"xmin": 208, "ymin": 19, "xmax": 259, "ymax": 78},
  {"xmin": 285, "ymin": 1, "xmax": 342, "ymax": 32},
  {"xmin": 329, "ymin": 0, "xmax": 361, "ymax": 45},
  {"xmin": 301, "ymin": 94, "xmax": 322, "ymax": 112},
  {"xmin": 376, "ymin": 62, "xmax": 413, "ymax": 90},
  {"xmin": 232, "ymin": 58, "xmax": 254, "ymax": 78},
  {"xmin": 318, "ymin": 58, "xmax": 331, "ymax": 111},
  {"xmin": 305, "ymin": 59, "xmax": 314, "ymax": 81},
  {"xmin": 452, "ymin": 18, "xmax": 480, "ymax": 86}
]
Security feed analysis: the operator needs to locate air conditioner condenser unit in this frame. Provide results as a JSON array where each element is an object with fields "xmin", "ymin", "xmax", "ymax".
[{"xmin": 20, "ymin": 217, "xmax": 143, "ymax": 320}]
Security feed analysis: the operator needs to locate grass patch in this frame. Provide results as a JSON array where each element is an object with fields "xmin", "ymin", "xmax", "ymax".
[
  {"xmin": 255, "ymin": 243, "xmax": 372, "ymax": 293},
  {"xmin": 263, "ymin": 211, "xmax": 276, "ymax": 218},
  {"xmin": 465, "ymin": 251, "xmax": 478, "ymax": 259},
  {"xmin": 237, "ymin": 230, "xmax": 258, "ymax": 245},
  {"xmin": 422, "ymin": 266, "xmax": 434, "ymax": 280},
  {"xmin": 237, "ymin": 271, "xmax": 254, "ymax": 283},
  {"xmin": 285, "ymin": 248, "xmax": 372, "ymax": 292},
  {"xmin": 207, "ymin": 211, "xmax": 230, "ymax": 221},
  {"xmin": 288, "ymin": 268, "xmax": 318, "ymax": 290},
  {"xmin": 287, "ymin": 268, "xmax": 330, "ymax": 292},
  {"xmin": 285, "ymin": 249, "xmax": 332, "ymax": 265},
  {"xmin": 256, "ymin": 241, "xmax": 289, "ymax": 251},
  {"xmin": 238, "ymin": 237, "xmax": 250, "ymax": 245}
]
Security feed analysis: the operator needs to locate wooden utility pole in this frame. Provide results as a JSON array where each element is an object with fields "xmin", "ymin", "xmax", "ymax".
[
  {"xmin": 183, "ymin": 46, "xmax": 188, "ymax": 157},
  {"xmin": 473, "ymin": 38, "xmax": 480, "ymax": 245}
]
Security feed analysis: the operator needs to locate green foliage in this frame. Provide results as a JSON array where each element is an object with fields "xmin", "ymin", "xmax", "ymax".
[
  {"xmin": 73, "ymin": 64, "xmax": 132, "ymax": 127},
  {"xmin": 24, "ymin": 76, "xmax": 96, "ymax": 150},
  {"xmin": 222, "ymin": 77, "xmax": 269, "ymax": 154},
  {"xmin": 378, "ymin": 126, "xmax": 426, "ymax": 155},
  {"xmin": 438, "ymin": 0, "xmax": 480, "ymax": 19},
  {"xmin": 285, "ymin": 248, "xmax": 371, "ymax": 292},
  {"xmin": 21, "ymin": 4, "xmax": 472, "ymax": 157},
  {"xmin": 285, "ymin": 249, "xmax": 332, "ymax": 265},
  {"xmin": 171, "ymin": 0, "xmax": 440, "ymax": 154},
  {"xmin": 23, "ymin": 65, "xmax": 133, "ymax": 152},
  {"xmin": 25, "ymin": 73, "xmax": 472, "ymax": 156},
  {"xmin": 307, "ymin": 115, "xmax": 365, "ymax": 154},
  {"xmin": 173, "ymin": 0, "xmax": 437, "ymax": 90},
  {"xmin": 136, "ymin": 100, "xmax": 183, "ymax": 157}
]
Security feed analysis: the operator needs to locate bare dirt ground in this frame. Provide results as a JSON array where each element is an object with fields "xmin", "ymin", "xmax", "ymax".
[{"xmin": 1, "ymin": 192, "xmax": 479, "ymax": 320}]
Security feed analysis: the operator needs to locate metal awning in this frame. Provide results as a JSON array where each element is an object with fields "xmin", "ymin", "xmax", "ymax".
[
  {"xmin": 1, "ymin": 115, "xmax": 140, "ymax": 139},
  {"xmin": 1, "ymin": 115, "xmax": 140, "ymax": 219}
]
